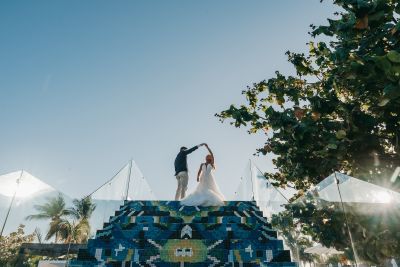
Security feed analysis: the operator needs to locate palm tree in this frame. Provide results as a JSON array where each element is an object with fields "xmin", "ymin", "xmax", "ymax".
[
  {"xmin": 26, "ymin": 195, "xmax": 96, "ymax": 244},
  {"xmin": 57, "ymin": 220, "xmax": 81, "ymax": 243},
  {"xmin": 26, "ymin": 193, "xmax": 69, "ymax": 243},
  {"xmin": 66, "ymin": 197, "xmax": 96, "ymax": 243}
]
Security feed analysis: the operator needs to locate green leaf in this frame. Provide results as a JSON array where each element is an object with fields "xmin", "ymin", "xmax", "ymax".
[
  {"xmin": 391, "ymin": 64, "xmax": 400, "ymax": 77},
  {"xmin": 383, "ymin": 84, "xmax": 400, "ymax": 99},
  {"xmin": 387, "ymin": 51, "xmax": 400, "ymax": 63},
  {"xmin": 368, "ymin": 10, "xmax": 385, "ymax": 23},
  {"xmin": 378, "ymin": 97, "xmax": 391, "ymax": 106},
  {"xmin": 373, "ymin": 56, "xmax": 392, "ymax": 73},
  {"xmin": 335, "ymin": 130, "xmax": 347, "ymax": 139},
  {"xmin": 327, "ymin": 143, "xmax": 338, "ymax": 150}
]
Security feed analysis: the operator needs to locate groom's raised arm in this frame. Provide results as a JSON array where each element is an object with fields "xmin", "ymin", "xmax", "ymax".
[
  {"xmin": 185, "ymin": 143, "xmax": 205, "ymax": 155},
  {"xmin": 184, "ymin": 145, "xmax": 200, "ymax": 155}
]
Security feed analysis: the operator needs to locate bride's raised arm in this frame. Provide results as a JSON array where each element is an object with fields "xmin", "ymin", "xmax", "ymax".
[{"xmin": 205, "ymin": 144, "xmax": 215, "ymax": 168}]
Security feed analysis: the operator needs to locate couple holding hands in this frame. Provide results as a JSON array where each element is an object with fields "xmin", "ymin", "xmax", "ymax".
[{"xmin": 174, "ymin": 143, "xmax": 225, "ymax": 206}]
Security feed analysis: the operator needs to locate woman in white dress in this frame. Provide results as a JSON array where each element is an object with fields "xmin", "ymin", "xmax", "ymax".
[{"xmin": 181, "ymin": 144, "xmax": 225, "ymax": 206}]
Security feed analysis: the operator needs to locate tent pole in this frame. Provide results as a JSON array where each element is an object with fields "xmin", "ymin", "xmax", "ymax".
[
  {"xmin": 125, "ymin": 160, "xmax": 133, "ymax": 201},
  {"xmin": 334, "ymin": 172, "xmax": 359, "ymax": 267},
  {"xmin": 249, "ymin": 159, "xmax": 255, "ymax": 201},
  {"xmin": 0, "ymin": 170, "xmax": 24, "ymax": 237}
]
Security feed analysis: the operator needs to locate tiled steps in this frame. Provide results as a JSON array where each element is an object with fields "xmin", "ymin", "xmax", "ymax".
[
  {"xmin": 70, "ymin": 249, "xmax": 294, "ymax": 266},
  {"xmin": 110, "ymin": 207, "xmax": 264, "ymax": 223},
  {"xmin": 71, "ymin": 261, "xmax": 293, "ymax": 267},
  {"xmin": 113, "ymin": 210, "xmax": 265, "ymax": 219},
  {"xmin": 71, "ymin": 201, "xmax": 297, "ymax": 267},
  {"xmin": 95, "ymin": 225, "xmax": 278, "ymax": 240},
  {"xmin": 102, "ymin": 216, "xmax": 269, "ymax": 227},
  {"xmin": 86, "ymin": 239, "xmax": 286, "ymax": 251}
]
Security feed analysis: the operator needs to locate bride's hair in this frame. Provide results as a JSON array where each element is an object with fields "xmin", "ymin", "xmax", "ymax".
[{"xmin": 205, "ymin": 155, "xmax": 215, "ymax": 169}]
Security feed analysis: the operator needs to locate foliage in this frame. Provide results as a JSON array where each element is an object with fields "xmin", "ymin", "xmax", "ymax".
[
  {"xmin": 0, "ymin": 224, "xmax": 34, "ymax": 266},
  {"xmin": 325, "ymin": 255, "xmax": 344, "ymax": 265},
  {"xmin": 271, "ymin": 213, "xmax": 319, "ymax": 264},
  {"xmin": 26, "ymin": 193, "xmax": 70, "ymax": 242},
  {"xmin": 217, "ymin": 0, "xmax": 400, "ymax": 264},
  {"xmin": 68, "ymin": 197, "xmax": 96, "ymax": 221},
  {"xmin": 64, "ymin": 197, "xmax": 96, "ymax": 243},
  {"xmin": 217, "ymin": 0, "xmax": 400, "ymax": 190},
  {"xmin": 26, "ymin": 194, "xmax": 96, "ymax": 244},
  {"xmin": 279, "ymin": 197, "xmax": 400, "ymax": 264}
]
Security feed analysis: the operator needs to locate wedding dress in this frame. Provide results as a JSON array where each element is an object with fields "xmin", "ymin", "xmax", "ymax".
[{"xmin": 180, "ymin": 163, "xmax": 225, "ymax": 206}]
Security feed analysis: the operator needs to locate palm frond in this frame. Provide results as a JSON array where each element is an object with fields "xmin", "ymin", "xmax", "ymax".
[
  {"xmin": 69, "ymin": 197, "xmax": 96, "ymax": 220},
  {"xmin": 25, "ymin": 213, "xmax": 50, "ymax": 220}
]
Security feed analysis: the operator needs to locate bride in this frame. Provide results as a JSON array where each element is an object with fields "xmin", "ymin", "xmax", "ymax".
[{"xmin": 181, "ymin": 144, "xmax": 225, "ymax": 206}]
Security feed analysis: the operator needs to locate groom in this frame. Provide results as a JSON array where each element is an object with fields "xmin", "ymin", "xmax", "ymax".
[{"xmin": 174, "ymin": 143, "xmax": 205, "ymax": 200}]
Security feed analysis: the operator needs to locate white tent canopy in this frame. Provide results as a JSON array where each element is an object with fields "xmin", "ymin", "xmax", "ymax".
[
  {"xmin": 310, "ymin": 172, "xmax": 400, "ymax": 204},
  {"xmin": 88, "ymin": 160, "xmax": 156, "ymax": 234},
  {"xmin": 90, "ymin": 160, "xmax": 156, "ymax": 201},
  {"xmin": 0, "ymin": 170, "xmax": 54, "ymax": 199},
  {"xmin": 232, "ymin": 161, "xmax": 296, "ymax": 217},
  {"xmin": 0, "ymin": 170, "xmax": 72, "ymax": 236},
  {"xmin": 0, "ymin": 161, "xmax": 156, "ymax": 238}
]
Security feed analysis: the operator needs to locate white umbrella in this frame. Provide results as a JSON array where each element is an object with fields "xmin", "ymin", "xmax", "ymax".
[{"xmin": 304, "ymin": 244, "xmax": 343, "ymax": 255}]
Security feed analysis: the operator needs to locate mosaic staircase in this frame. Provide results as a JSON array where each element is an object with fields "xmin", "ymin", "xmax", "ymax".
[{"xmin": 70, "ymin": 201, "xmax": 297, "ymax": 266}]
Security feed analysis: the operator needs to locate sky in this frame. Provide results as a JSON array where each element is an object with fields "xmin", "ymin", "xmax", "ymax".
[{"xmin": 0, "ymin": 1, "xmax": 338, "ymax": 200}]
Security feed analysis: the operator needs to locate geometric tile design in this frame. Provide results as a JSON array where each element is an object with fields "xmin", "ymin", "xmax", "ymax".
[{"xmin": 70, "ymin": 201, "xmax": 297, "ymax": 266}]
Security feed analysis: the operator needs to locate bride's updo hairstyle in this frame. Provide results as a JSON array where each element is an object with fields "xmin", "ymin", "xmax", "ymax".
[{"xmin": 205, "ymin": 155, "xmax": 215, "ymax": 169}]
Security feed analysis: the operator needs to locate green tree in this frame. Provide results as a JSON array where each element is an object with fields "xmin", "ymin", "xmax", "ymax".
[
  {"xmin": 65, "ymin": 197, "xmax": 96, "ymax": 243},
  {"xmin": 217, "ymin": 0, "xmax": 400, "ymax": 264},
  {"xmin": 217, "ymin": 0, "xmax": 400, "ymax": 189},
  {"xmin": 26, "ymin": 193, "xmax": 70, "ymax": 243},
  {"xmin": 26, "ymin": 195, "xmax": 96, "ymax": 244}
]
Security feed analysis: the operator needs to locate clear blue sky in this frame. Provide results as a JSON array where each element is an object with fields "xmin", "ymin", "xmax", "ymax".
[{"xmin": 0, "ymin": 1, "xmax": 338, "ymax": 199}]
